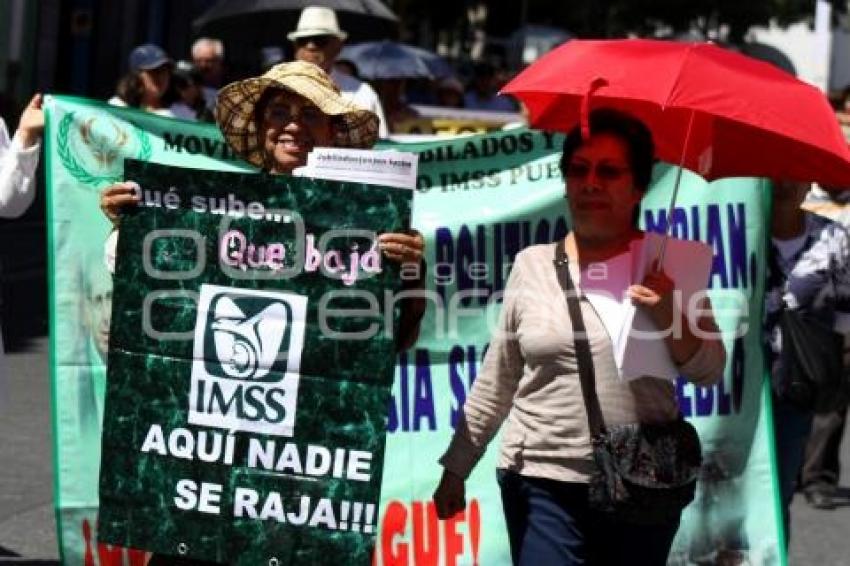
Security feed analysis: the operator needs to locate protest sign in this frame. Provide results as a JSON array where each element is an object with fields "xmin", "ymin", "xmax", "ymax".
[
  {"xmin": 295, "ymin": 148, "xmax": 419, "ymax": 189},
  {"xmin": 95, "ymin": 159, "xmax": 410, "ymax": 564}
]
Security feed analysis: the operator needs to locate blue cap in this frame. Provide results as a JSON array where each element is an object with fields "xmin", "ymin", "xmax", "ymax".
[{"xmin": 129, "ymin": 44, "xmax": 172, "ymax": 72}]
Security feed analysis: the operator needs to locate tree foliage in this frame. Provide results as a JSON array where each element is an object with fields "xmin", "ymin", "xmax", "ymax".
[{"xmin": 388, "ymin": 0, "xmax": 847, "ymax": 45}]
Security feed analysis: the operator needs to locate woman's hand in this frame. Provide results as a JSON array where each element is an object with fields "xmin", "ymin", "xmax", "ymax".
[
  {"xmin": 433, "ymin": 469, "xmax": 466, "ymax": 520},
  {"xmin": 378, "ymin": 230, "xmax": 424, "ymax": 266},
  {"xmin": 381, "ymin": 230, "xmax": 427, "ymax": 350},
  {"xmin": 16, "ymin": 94, "xmax": 44, "ymax": 149},
  {"xmin": 100, "ymin": 181, "xmax": 140, "ymax": 227},
  {"xmin": 628, "ymin": 263, "xmax": 702, "ymax": 364},
  {"xmin": 628, "ymin": 264, "xmax": 675, "ymax": 331}
]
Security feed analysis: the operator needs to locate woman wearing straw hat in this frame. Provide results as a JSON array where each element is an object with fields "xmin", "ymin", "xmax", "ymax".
[
  {"xmin": 101, "ymin": 60, "xmax": 426, "ymax": 566},
  {"xmin": 101, "ymin": 61, "xmax": 425, "ymax": 351}
]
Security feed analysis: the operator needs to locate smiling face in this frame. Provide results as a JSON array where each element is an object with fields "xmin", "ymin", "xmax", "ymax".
[
  {"xmin": 257, "ymin": 89, "xmax": 334, "ymax": 174},
  {"xmin": 564, "ymin": 132, "xmax": 643, "ymax": 242}
]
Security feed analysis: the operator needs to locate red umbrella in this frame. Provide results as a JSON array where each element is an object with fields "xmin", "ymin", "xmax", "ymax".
[{"xmin": 502, "ymin": 38, "xmax": 850, "ymax": 188}]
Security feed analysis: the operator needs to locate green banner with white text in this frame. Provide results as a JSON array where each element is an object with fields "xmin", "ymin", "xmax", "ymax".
[{"xmin": 46, "ymin": 95, "xmax": 782, "ymax": 565}]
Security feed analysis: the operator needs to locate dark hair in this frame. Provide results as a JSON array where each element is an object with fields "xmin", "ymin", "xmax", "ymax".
[
  {"xmin": 559, "ymin": 108, "xmax": 655, "ymax": 192},
  {"xmin": 172, "ymin": 60, "xmax": 203, "ymax": 90},
  {"xmin": 114, "ymin": 72, "xmax": 144, "ymax": 107}
]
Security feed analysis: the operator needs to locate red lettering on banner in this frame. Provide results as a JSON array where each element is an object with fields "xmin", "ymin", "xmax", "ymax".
[
  {"xmin": 468, "ymin": 500, "xmax": 480, "ymax": 565},
  {"xmin": 373, "ymin": 499, "xmax": 482, "ymax": 566},
  {"xmin": 82, "ymin": 519, "xmax": 147, "ymax": 566},
  {"xmin": 83, "ymin": 520, "xmax": 94, "ymax": 566},
  {"xmin": 382, "ymin": 501, "xmax": 409, "ymax": 566},
  {"xmin": 412, "ymin": 501, "xmax": 439, "ymax": 564},
  {"xmin": 443, "ymin": 510, "xmax": 464, "ymax": 566}
]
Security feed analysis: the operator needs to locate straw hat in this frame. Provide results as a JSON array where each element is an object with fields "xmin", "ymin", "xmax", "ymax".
[
  {"xmin": 287, "ymin": 7, "xmax": 348, "ymax": 41},
  {"xmin": 215, "ymin": 61, "xmax": 378, "ymax": 168}
]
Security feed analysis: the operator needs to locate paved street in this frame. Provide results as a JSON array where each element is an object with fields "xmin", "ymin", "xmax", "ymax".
[
  {"xmin": 788, "ymin": 444, "xmax": 850, "ymax": 566},
  {"xmin": 0, "ymin": 335, "xmax": 848, "ymax": 565},
  {"xmin": 0, "ymin": 336, "xmax": 57, "ymax": 565}
]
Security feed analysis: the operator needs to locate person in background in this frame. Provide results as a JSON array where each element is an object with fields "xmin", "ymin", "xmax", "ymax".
[
  {"xmin": 288, "ymin": 6, "xmax": 389, "ymax": 138},
  {"xmin": 435, "ymin": 76, "xmax": 465, "ymax": 108},
  {"xmin": 797, "ymin": 184, "xmax": 850, "ymax": 510},
  {"xmin": 373, "ymin": 78, "xmax": 419, "ymax": 133},
  {"xmin": 109, "ymin": 44, "xmax": 177, "ymax": 118},
  {"xmin": 0, "ymin": 92, "xmax": 43, "ymax": 407},
  {"xmin": 802, "ymin": 403, "xmax": 848, "ymax": 509},
  {"xmin": 0, "ymin": 93, "xmax": 42, "ymax": 218},
  {"xmin": 191, "ymin": 37, "xmax": 226, "ymax": 111},
  {"xmin": 170, "ymin": 60, "xmax": 215, "ymax": 122},
  {"xmin": 765, "ymin": 179, "xmax": 850, "ymax": 542},
  {"xmin": 464, "ymin": 61, "xmax": 518, "ymax": 112},
  {"xmin": 333, "ymin": 58, "xmax": 360, "ymax": 80},
  {"xmin": 260, "ymin": 46, "xmax": 286, "ymax": 73}
]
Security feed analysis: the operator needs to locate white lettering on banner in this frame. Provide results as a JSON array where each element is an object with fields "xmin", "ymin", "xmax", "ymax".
[
  {"xmin": 232, "ymin": 490, "xmax": 377, "ymax": 533},
  {"xmin": 138, "ymin": 424, "xmax": 373, "ymax": 482},
  {"xmin": 135, "ymin": 185, "xmax": 273, "ymax": 221},
  {"xmin": 140, "ymin": 424, "xmax": 236, "ymax": 464},
  {"xmin": 246, "ymin": 438, "xmax": 373, "ymax": 481},
  {"xmin": 173, "ymin": 480, "xmax": 222, "ymax": 514}
]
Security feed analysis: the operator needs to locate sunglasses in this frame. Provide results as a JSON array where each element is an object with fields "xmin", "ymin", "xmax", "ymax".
[
  {"xmin": 565, "ymin": 161, "xmax": 631, "ymax": 182},
  {"xmin": 263, "ymin": 102, "xmax": 328, "ymax": 127},
  {"xmin": 295, "ymin": 35, "xmax": 336, "ymax": 48}
]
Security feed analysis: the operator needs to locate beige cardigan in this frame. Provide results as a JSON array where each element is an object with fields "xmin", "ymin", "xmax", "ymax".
[{"xmin": 439, "ymin": 242, "xmax": 726, "ymax": 483}]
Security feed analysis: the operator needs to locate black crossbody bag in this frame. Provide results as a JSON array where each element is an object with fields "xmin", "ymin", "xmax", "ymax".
[
  {"xmin": 767, "ymin": 245, "xmax": 849, "ymax": 413},
  {"xmin": 553, "ymin": 240, "xmax": 701, "ymax": 525}
]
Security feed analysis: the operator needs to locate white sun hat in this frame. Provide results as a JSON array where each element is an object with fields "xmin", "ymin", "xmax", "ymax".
[{"xmin": 287, "ymin": 6, "xmax": 348, "ymax": 41}]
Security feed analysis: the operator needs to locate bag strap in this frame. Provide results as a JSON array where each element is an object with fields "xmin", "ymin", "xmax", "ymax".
[{"xmin": 553, "ymin": 239, "xmax": 607, "ymax": 439}]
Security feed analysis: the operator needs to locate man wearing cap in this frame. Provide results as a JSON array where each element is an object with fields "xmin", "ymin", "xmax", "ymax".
[{"xmin": 289, "ymin": 6, "xmax": 388, "ymax": 138}]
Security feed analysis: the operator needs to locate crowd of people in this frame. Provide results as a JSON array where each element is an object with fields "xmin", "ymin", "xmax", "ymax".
[
  {"xmin": 105, "ymin": 7, "xmax": 520, "ymax": 135},
  {"xmin": 2, "ymin": 4, "xmax": 850, "ymax": 565}
]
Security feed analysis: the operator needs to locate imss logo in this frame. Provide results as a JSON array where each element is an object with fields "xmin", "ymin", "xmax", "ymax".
[{"xmin": 188, "ymin": 284, "xmax": 307, "ymax": 436}]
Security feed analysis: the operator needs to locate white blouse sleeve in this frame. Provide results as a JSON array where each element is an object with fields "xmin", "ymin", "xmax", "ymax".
[{"xmin": 0, "ymin": 119, "xmax": 39, "ymax": 219}]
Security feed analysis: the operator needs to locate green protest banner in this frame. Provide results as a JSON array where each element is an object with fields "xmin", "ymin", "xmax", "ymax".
[
  {"xmin": 45, "ymin": 95, "xmax": 252, "ymax": 566},
  {"xmin": 46, "ymin": 95, "xmax": 783, "ymax": 565},
  {"xmin": 95, "ymin": 160, "xmax": 409, "ymax": 564}
]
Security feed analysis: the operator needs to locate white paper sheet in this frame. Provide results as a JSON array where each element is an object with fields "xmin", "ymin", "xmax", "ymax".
[
  {"xmin": 294, "ymin": 147, "xmax": 418, "ymax": 190},
  {"xmin": 615, "ymin": 232, "xmax": 714, "ymax": 381}
]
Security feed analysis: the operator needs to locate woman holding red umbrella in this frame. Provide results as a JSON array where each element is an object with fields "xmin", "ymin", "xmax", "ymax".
[{"xmin": 433, "ymin": 108, "xmax": 726, "ymax": 565}]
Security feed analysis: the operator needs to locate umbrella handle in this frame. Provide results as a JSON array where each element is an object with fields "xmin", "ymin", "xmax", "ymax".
[
  {"xmin": 580, "ymin": 77, "xmax": 609, "ymax": 139},
  {"xmin": 656, "ymin": 109, "xmax": 697, "ymax": 267}
]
